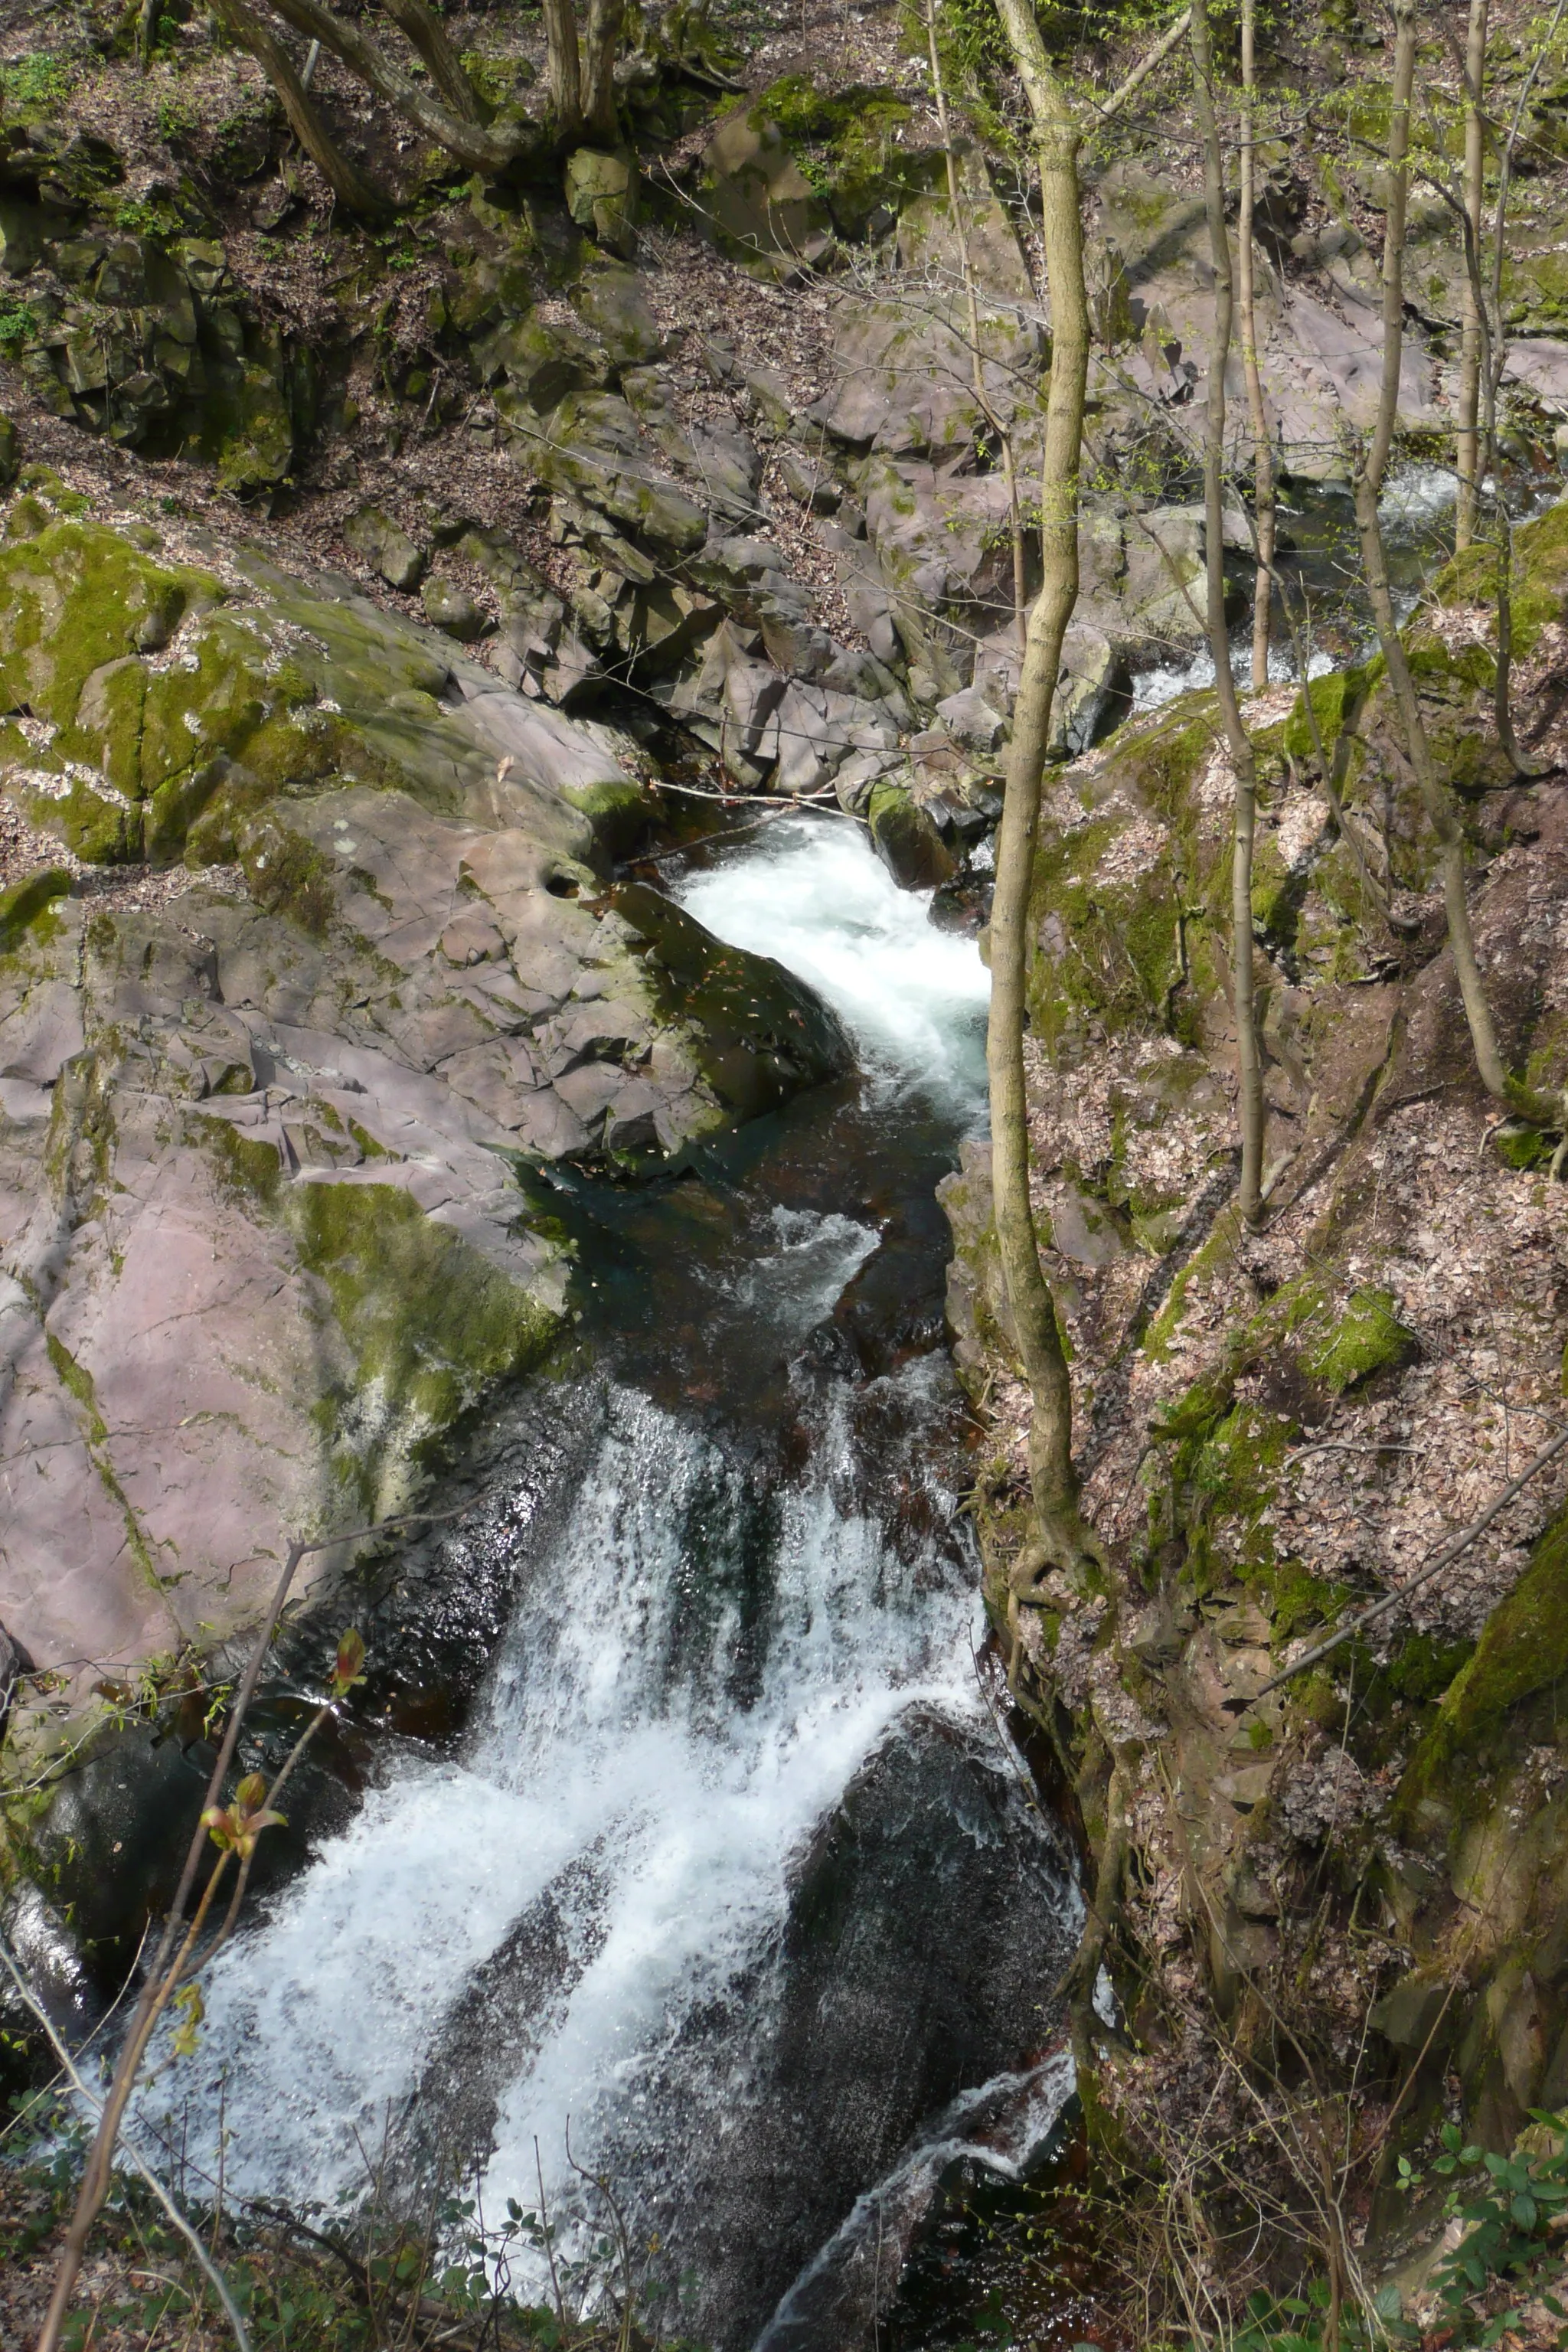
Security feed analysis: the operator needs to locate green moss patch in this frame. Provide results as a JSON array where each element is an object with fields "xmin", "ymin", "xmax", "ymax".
[
  {"xmin": 746, "ymin": 75, "xmax": 925, "ymax": 234},
  {"xmin": 1301, "ymin": 1286, "xmax": 1416, "ymax": 1394},
  {"xmin": 0, "ymin": 864, "xmax": 70, "ymax": 953},
  {"xmin": 1282, "ymin": 665, "xmax": 1368, "ymax": 765},
  {"xmin": 292, "ymin": 1181, "xmax": 558, "ymax": 1498},
  {"xmin": 1400, "ymin": 1503, "xmax": 1568, "ymax": 1818}
]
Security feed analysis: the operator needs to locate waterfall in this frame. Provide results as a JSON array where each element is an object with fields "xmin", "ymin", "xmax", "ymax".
[{"xmin": 137, "ymin": 817, "xmax": 1079, "ymax": 2350}]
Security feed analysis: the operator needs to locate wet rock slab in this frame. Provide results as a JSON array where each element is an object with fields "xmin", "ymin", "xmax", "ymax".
[{"xmin": 0, "ymin": 496, "xmax": 849, "ymax": 1732}]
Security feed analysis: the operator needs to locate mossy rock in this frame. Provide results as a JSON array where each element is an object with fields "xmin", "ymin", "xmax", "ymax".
[
  {"xmin": 1398, "ymin": 1503, "xmax": 1568, "ymax": 1824},
  {"xmin": 1148, "ymin": 1338, "xmax": 1355, "ymax": 1632},
  {"xmin": 1429, "ymin": 498, "xmax": 1568, "ymax": 665},
  {"xmin": 0, "ymin": 517, "xmax": 218, "ymax": 740},
  {"xmin": 0, "ymin": 861, "xmax": 70, "ymax": 952},
  {"xmin": 290, "ymin": 1178, "xmax": 559, "ymax": 1506},
  {"xmin": 561, "ymin": 774, "xmax": 653, "ymax": 858},
  {"xmin": 0, "ymin": 518, "xmax": 504, "ymax": 864},
  {"xmin": 211, "ymin": 359, "xmax": 296, "ymax": 495},
  {"xmin": 1025, "ymin": 697, "xmax": 1225, "ymax": 1060},
  {"xmin": 746, "ymin": 74, "xmax": 929, "ymax": 238},
  {"xmin": 1300, "ymin": 1286, "xmax": 1416, "ymax": 1394},
  {"xmin": 1282, "ymin": 665, "xmax": 1368, "ymax": 765},
  {"xmin": 867, "ymin": 776, "xmax": 956, "ymax": 892},
  {"xmin": 612, "ymin": 879, "xmax": 852, "ymax": 1119}
]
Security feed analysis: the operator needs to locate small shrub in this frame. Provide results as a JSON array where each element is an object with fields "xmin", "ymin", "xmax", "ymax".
[
  {"xmin": 1, "ymin": 51, "xmax": 74, "ymax": 115},
  {"xmin": 0, "ymin": 299, "xmax": 34, "ymax": 354},
  {"xmin": 155, "ymin": 90, "xmax": 200, "ymax": 145}
]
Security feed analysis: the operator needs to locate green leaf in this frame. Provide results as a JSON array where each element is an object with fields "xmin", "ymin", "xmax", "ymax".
[{"xmin": 1511, "ymin": 2192, "xmax": 1538, "ymax": 2230}]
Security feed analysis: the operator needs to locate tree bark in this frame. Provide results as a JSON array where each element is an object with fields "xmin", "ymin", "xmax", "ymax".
[
  {"xmin": 1236, "ymin": 0, "xmax": 1276, "ymax": 693},
  {"xmin": 988, "ymin": 0, "xmax": 1097, "ymax": 1574},
  {"xmin": 1476, "ymin": 0, "xmax": 1568, "ymax": 776},
  {"xmin": 207, "ymin": 0, "xmax": 390, "ymax": 217},
  {"xmin": 379, "ymin": 0, "xmax": 485, "ymax": 122},
  {"xmin": 927, "ymin": 0, "xmax": 1026, "ymax": 639},
  {"xmin": 1191, "ymin": 0, "xmax": 1266, "ymax": 1225},
  {"xmin": 580, "ymin": 0, "xmax": 625, "ymax": 144},
  {"xmin": 1455, "ymin": 0, "xmax": 1488, "ymax": 552},
  {"xmin": 543, "ymin": 0, "xmax": 583, "ymax": 137},
  {"xmin": 1355, "ymin": 0, "xmax": 1508, "ymax": 1100},
  {"xmin": 263, "ymin": 0, "xmax": 524, "ymax": 172}
]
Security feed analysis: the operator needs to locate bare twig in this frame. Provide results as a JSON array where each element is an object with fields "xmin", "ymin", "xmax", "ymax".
[{"xmin": 0, "ymin": 1936, "xmax": 253, "ymax": 2352}]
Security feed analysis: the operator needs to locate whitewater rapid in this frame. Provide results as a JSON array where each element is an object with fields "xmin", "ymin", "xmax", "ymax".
[{"xmin": 132, "ymin": 815, "xmax": 1075, "ymax": 2347}]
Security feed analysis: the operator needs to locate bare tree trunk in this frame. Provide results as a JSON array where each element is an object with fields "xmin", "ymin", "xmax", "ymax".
[
  {"xmin": 1191, "ymin": 0, "xmax": 1266, "ymax": 1225},
  {"xmin": 1478, "ymin": 0, "xmax": 1568, "ymax": 773},
  {"xmin": 1455, "ymin": 0, "xmax": 1488, "ymax": 552},
  {"xmin": 208, "ymin": 0, "xmax": 390, "ymax": 216},
  {"xmin": 926, "ymin": 0, "xmax": 1027, "ymax": 640},
  {"xmin": 380, "ymin": 0, "xmax": 484, "ymax": 121},
  {"xmin": 1236, "ymin": 0, "xmax": 1275, "ymax": 692},
  {"xmin": 263, "ymin": 0, "xmax": 521, "ymax": 170},
  {"xmin": 580, "ymin": 0, "xmax": 625, "ymax": 143},
  {"xmin": 988, "ymin": 0, "xmax": 1098, "ymax": 1576},
  {"xmin": 1356, "ymin": 0, "xmax": 1508, "ymax": 1099},
  {"xmin": 543, "ymin": 0, "xmax": 584, "ymax": 137}
]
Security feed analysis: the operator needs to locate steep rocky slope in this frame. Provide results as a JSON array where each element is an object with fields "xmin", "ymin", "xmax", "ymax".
[
  {"xmin": 2, "ymin": 0, "xmax": 1568, "ymax": 2317},
  {"xmin": 942, "ymin": 497, "xmax": 1568, "ymax": 2278},
  {"xmin": 0, "ymin": 478, "xmax": 850, "ymax": 1757}
]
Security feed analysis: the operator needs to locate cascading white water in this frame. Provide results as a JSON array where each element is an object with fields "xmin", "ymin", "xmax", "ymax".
[
  {"xmin": 158, "ymin": 1377, "xmax": 977, "ymax": 2183},
  {"xmin": 673, "ymin": 812, "xmax": 991, "ymax": 1106},
  {"xmin": 136, "ymin": 816, "xmax": 1076, "ymax": 2349},
  {"xmin": 1129, "ymin": 462, "xmax": 1465, "ymax": 714}
]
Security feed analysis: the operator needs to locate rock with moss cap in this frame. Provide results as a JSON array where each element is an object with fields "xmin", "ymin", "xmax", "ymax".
[{"xmin": 0, "ymin": 505, "xmax": 855, "ymax": 1758}]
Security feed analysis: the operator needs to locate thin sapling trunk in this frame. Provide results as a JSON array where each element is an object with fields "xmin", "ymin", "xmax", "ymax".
[
  {"xmin": 1354, "ymin": 0, "xmax": 1508, "ymax": 1101},
  {"xmin": 988, "ymin": 0, "xmax": 1098, "ymax": 1576},
  {"xmin": 1191, "ymin": 0, "xmax": 1267, "ymax": 1225},
  {"xmin": 927, "ymin": 0, "xmax": 1027, "ymax": 639},
  {"xmin": 1236, "ymin": 0, "xmax": 1276, "ymax": 691},
  {"xmin": 1455, "ymin": 0, "xmax": 1488, "ymax": 550},
  {"xmin": 580, "ymin": 0, "xmax": 626, "ymax": 143},
  {"xmin": 544, "ymin": 0, "xmax": 584, "ymax": 136}
]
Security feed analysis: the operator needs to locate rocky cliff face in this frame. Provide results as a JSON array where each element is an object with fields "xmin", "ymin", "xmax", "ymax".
[{"xmin": 0, "ymin": 478, "xmax": 850, "ymax": 1769}]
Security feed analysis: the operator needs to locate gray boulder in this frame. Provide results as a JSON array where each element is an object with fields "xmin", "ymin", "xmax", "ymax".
[{"xmin": 345, "ymin": 504, "xmax": 429, "ymax": 593}]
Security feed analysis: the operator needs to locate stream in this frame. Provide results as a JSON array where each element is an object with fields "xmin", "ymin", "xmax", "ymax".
[
  {"xmin": 1131, "ymin": 459, "xmax": 1550, "ymax": 710},
  {"xmin": 134, "ymin": 816, "xmax": 1081, "ymax": 2351}
]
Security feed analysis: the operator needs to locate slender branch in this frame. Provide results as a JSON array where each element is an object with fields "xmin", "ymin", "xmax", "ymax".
[
  {"xmin": 1352, "ymin": 0, "xmax": 1507, "ymax": 1103},
  {"xmin": 207, "ymin": 0, "xmax": 389, "ymax": 217},
  {"xmin": 261, "ymin": 0, "xmax": 524, "ymax": 172},
  {"xmin": 926, "ymin": 0, "xmax": 1025, "ymax": 638},
  {"xmin": 1098, "ymin": 7, "xmax": 1193, "ymax": 120},
  {"xmin": 378, "ymin": 0, "xmax": 483, "ymax": 122},
  {"xmin": 1236, "ymin": 0, "xmax": 1276, "ymax": 691},
  {"xmin": 1191, "ymin": 0, "xmax": 1265, "ymax": 1227},
  {"xmin": 1455, "ymin": 0, "xmax": 1488, "ymax": 551},
  {"xmin": 0, "ymin": 1936, "xmax": 253, "ymax": 2352},
  {"xmin": 32, "ymin": 1499, "xmax": 478, "ymax": 2352}
]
